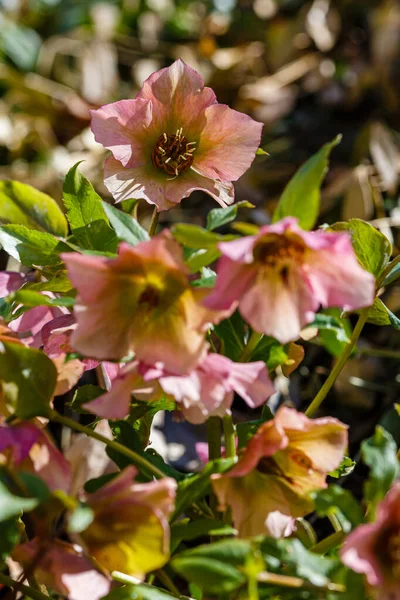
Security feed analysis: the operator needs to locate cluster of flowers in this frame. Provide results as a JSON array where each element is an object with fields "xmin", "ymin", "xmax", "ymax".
[{"xmin": 0, "ymin": 59, "xmax": 399, "ymax": 600}]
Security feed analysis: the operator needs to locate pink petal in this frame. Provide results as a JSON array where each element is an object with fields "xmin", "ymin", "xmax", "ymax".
[
  {"xmin": 228, "ymin": 360, "xmax": 275, "ymax": 408},
  {"xmin": 203, "ymin": 257, "xmax": 256, "ymax": 311},
  {"xmin": 193, "ymin": 103, "xmax": 263, "ymax": 181},
  {"xmin": 0, "ymin": 271, "xmax": 24, "ymax": 296},
  {"xmin": 90, "ymin": 98, "xmax": 153, "ymax": 167},
  {"xmin": 104, "ymin": 156, "xmax": 234, "ymax": 211},
  {"xmin": 0, "ymin": 422, "xmax": 40, "ymax": 463},
  {"xmin": 341, "ymin": 524, "xmax": 383, "ymax": 586}
]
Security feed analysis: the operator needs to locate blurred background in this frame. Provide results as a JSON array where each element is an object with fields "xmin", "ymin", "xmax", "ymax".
[{"xmin": 1, "ymin": 0, "xmax": 400, "ymax": 472}]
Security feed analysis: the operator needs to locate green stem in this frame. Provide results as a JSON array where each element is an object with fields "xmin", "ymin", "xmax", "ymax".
[
  {"xmin": 305, "ymin": 308, "xmax": 369, "ymax": 418},
  {"xmin": 0, "ymin": 573, "xmax": 49, "ymax": 600},
  {"xmin": 47, "ymin": 409, "xmax": 165, "ymax": 480},
  {"xmin": 148, "ymin": 207, "xmax": 159, "ymax": 237},
  {"xmin": 310, "ymin": 530, "xmax": 346, "ymax": 555},
  {"xmin": 207, "ymin": 417, "xmax": 222, "ymax": 460},
  {"xmin": 239, "ymin": 331, "xmax": 263, "ymax": 362},
  {"xmin": 356, "ymin": 346, "xmax": 400, "ymax": 359},
  {"xmin": 223, "ymin": 415, "xmax": 236, "ymax": 458},
  {"xmin": 155, "ymin": 569, "xmax": 180, "ymax": 597}
]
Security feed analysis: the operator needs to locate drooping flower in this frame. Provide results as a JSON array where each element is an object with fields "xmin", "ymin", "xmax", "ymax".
[
  {"xmin": 0, "ymin": 421, "xmax": 72, "ymax": 492},
  {"xmin": 41, "ymin": 314, "xmax": 99, "ymax": 371},
  {"xmin": 204, "ymin": 217, "xmax": 375, "ymax": 344},
  {"xmin": 341, "ymin": 482, "xmax": 400, "ymax": 600},
  {"xmin": 84, "ymin": 353, "xmax": 274, "ymax": 424},
  {"xmin": 211, "ymin": 406, "xmax": 348, "ymax": 537},
  {"xmin": 62, "ymin": 231, "xmax": 226, "ymax": 373},
  {"xmin": 90, "ymin": 59, "xmax": 263, "ymax": 211},
  {"xmin": 14, "ymin": 539, "xmax": 110, "ymax": 600},
  {"xmin": 79, "ymin": 466, "xmax": 176, "ymax": 580}
]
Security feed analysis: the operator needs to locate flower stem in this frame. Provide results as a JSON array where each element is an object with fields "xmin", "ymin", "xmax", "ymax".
[
  {"xmin": 257, "ymin": 571, "xmax": 345, "ymax": 593},
  {"xmin": 223, "ymin": 415, "xmax": 236, "ymax": 458},
  {"xmin": 0, "ymin": 574, "xmax": 49, "ymax": 600},
  {"xmin": 207, "ymin": 417, "xmax": 222, "ymax": 460},
  {"xmin": 47, "ymin": 409, "xmax": 165, "ymax": 480},
  {"xmin": 239, "ymin": 331, "xmax": 263, "ymax": 362},
  {"xmin": 148, "ymin": 207, "xmax": 159, "ymax": 237},
  {"xmin": 155, "ymin": 569, "xmax": 180, "ymax": 597},
  {"xmin": 305, "ymin": 308, "xmax": 369, "ymax": 418},
  {"xmin": 310, "ymin": 530, "xmax": 346, "ymax": 555}
]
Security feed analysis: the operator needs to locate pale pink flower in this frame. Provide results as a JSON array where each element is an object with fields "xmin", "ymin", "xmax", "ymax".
[
  {"xmin": 90, "ymin": 59, "xmax": 263, "ymax": 211},
  {"xmin": 80, "ymin": 465, "xmax": 176, "ymax": 579},
  {"xmin": 204, "ymin": 217, "xmax": 375, "ymax": 344},
  {"xmin": 62, "ymin": 231, "xmax": 226, "ymax": 373},
  {"xmin": 212, "ymin": 406, "xmax": 348, "ymax": 537},
  {"xmin": 42, "ymin": 314, "xmax": 99, "ymax": 371},
  {"xmin": 84, "ymin": 353, "xmax": 274, "ymax": 424},
  {"xmin": 341, "ymin": 482, "xmax": 400, "ymax": 600},
  {"xmin": 0, "ymin": 271, "xmax": 24, "ymax": 296},
  {"xmin": 0, "ymin": 421, "xmax": 72, "ymax": 493},
  {"xmin": 14, "ymin": 539, "xmax": 110, "ymax": 600}
]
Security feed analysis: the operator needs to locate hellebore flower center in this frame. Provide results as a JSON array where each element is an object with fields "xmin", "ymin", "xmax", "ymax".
[
  {"xmin": 151, "ymin": 128, "xmax": 196, "ymax": 178},
  {"xmin": 252, "ymin": 233, "xmax": 306, "ymax": 274}
]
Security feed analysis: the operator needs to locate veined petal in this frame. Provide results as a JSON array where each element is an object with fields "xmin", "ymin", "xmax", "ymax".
[{"xmin": 194, "ymin": 103, "xmax": 263, "ymax": 181}]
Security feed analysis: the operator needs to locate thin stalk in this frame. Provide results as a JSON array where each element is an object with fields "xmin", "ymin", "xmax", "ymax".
[
  {"xmin": 207, "ymin": 417, "xmax": 222, "ymax": 460},
  {"xmin": 239, "ymin": 331, "xmax": 263, "ymax": 362},
  {"xmin": 0, "ymin": 574, "xmax": 49, "ymax": 600},
  {"xmin": 305, "ymin": 308, "xmax": 369, "ymax": 418},
  {"xmin": 257, "ymin": 571, "xmax": 345, "ymax": 593},
  {"xmin": 47, "ymin": 409, "xmax": 165, "ymax": 480},
  {"xmin": 310, "ymin": 530, "xmax": 346, "ymax": 555},
  {"xmin": 155, "ymin": 569, "xmax": 180, "ymax": 597},
  {"xmin": 356, "ymin": 346, "xmax": 400, "ymax": 360},
  {"xmin": 148, "ymin": 207, "xmax": 159, "ymax": 237},
  {"xmin": 223, "ymin": 415, "xmax": 236, "ymax": 458}
]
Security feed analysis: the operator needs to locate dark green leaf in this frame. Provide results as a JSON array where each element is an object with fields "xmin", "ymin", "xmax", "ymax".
[
  {"xmin": 206, "ymin": 201, "xmax": 254, "ymax": 231},
  {"xmin": 0, "ymin": 340, "xmax": 57, "ymax": 418},
  {"xmin": 0, "ymin": 180, "xmax": 68, "ymax": 237},
  {"xmin": 101, "ymin": 201, "xmax": 149, "ymax": 244},
  {"xmin": 63, "ymin": 163, "xmax": 117, "ymax": 252},
  {"xmin": 0, "ymin": 518, "xmax": 20, "ymax": 563},
  {"xmin": 330, "ymin": 218, "xmax": 391, "ymax": 280},
  {"xmin": 273, "ymin": 135, "xmax": 341, "ymax": 230},
  {"xmin": 312, "ymin": 485, "xmax": 364, "ymax": 532},
  {"xmin": 237, "ymin": 420, "xmax": 264, "ymax": 449},
  {"xmin": 0, "ymin": 224, "xmax": 69, "ymax": 267},
  {"xmin": 248, "ymin": 335, "xmax": 289, "ymax": 371},
  {"xmin": 213, "ymin": 311, "xmax": 246, "ymax": 361},
  {"xmin": 69, "ymin": 384, "xmax": 104, "ymax": 413},
  {"xmin": 171, "ymin": 518, "xmax": 236, "ymax": 552},
  {"xmin": 172, "ymin": 556, "xmax": 245, "ymax": 594},
  {"xmin": 383, "ymin": 261, "xmax": 400, "ymax": 286},
  {"xmin": 361, "ymin": 426, "xmax": 399, "ymax": 508}
]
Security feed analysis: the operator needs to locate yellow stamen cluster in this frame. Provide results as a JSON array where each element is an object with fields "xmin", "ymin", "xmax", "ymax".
[{"xmin": 151, "ymin": 128, "xmax": 196, "ymax": 178}]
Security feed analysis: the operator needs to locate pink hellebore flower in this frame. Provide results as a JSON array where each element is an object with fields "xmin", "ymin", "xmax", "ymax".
[
  {"xmin": 80, "ymin": 466, "xmax": 177, "ymax": 579},
  {"xmin": 84, "ymin": 353, "xmax": 274, "ymax": 424},
  {"xmin": 341, "ymin": 482, "xmax": 400, "ymax": 600},
  {"xmin": 0, "ymin": 421, "xmax": 72, "ymax": 493},
  {"xmin": 204, "ymin": 217, "xmax": 375, "ymax": 344},
  {"xmin": 14, "ymin": 539, "xmax": 110, "ymax": 600},
  {"xmin": 62, "ymin": 231, "xmax": 226, "ymax": 373},
  {"xmin": 211, "ymin": 406, "xmax": 348, "ymax": 538},
  {"xmin": 90, "ymin": 59, "xmax": 263, "ymax": 211}
]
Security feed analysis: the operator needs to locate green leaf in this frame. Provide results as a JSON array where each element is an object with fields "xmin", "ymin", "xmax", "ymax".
[
  {"xmin": 63, "ymin": 163, "xmax": 117, "ymax": 252},
  {"xmin": 329, "ymin": 456, "xmax": 356, "ymax": 478},
  {"xmin": 237, "ymin": 420, "xmax": 264, "ymax": 449},
  {"xmin": 70, "ymin": 384, "xmax": 104, "ymax": 413},
  {"xmin": 25, "ymin": 272, "xmax": 73, "ymax": 293},
  {"xmin": 0, "ymin": 517, "xmax": 20, "ymax": 564},
  {"xmin": 361, "ymin": 426, "xmax": 399, "ymax": 508},
  {"xmin": 0, "ymin": 474, "xmax": 40, "ymax": 521},
  {"xmin": 213, "ymin": 311, "xmax": 246, "ymax": 361},
  {"xmin": 330, "ymin": 218, "xmax": 392, "ymax": 280},
  {"xmin": 312, "ymin": 485, "xmax": 364, "ymax": 532},
  {"xmin": 171, "ymin": 518, "xmax": 235, "ymax": 552},
  {"xmin": 7, "ymin": 290, "xmax": 75, "ymax": 309},
  {"xmin": 68, "ymin": 503, "xmax": 94, "ymax": 533},
  {"xmin": 256, "ymin": 147, "xmax": 269, "ymax": 155},
  {"xmin": 0, "ymin": 180, "xmax": 68, "ymax": 237},
  {"xmin": 190, "ymin": 267, "xmax": 216, "ymax": 288},
  {"xmin": 311, "ymin": 311, "xmax": 351, "ymax": 357},
  {"xmin": 0, "ymin": 340, "xmax": 57, "ymax": 418},
  {"xmin": 185, "ymin": 247, "xmax": 221, "ymax": 273},
  {"xmin": 272, "ymin": 135, "xmax": 341, "ymax": 229},
  {"xmin": 172, "ymin": 224, "xmax": 236, "ymax": 249},
  {"xmin": 0, "ymin": 224, "xmax": 69, "ymax": 267},
  {"xmin": 383, "ymin": 261, "xmax": 400, "ymax": 286},
  {"xmin": 366, "ymin": 297, "xmax": 400, "ymax": 329},
  {"xmin": 104, "ymin": 583, "xmax": 178, "ymax": 600},
  {"xmin": 101, "ymin": 201, "xmax": 149, "ymax": 245},
  {"xmin": 248, "ymin": 335, "xmax": 289, "ymax": 372},
  {"xmin": 206, "ymin": 201, "xmax": 254, "ymax": 231}
]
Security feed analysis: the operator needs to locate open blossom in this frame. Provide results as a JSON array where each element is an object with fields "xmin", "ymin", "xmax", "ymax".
[
  {"xmin": 212, "ymin": 406, "xmax": 347, "ymax": 537},
  {"xmin": 84, "ymin": 353, "xmax": 274, "ymax": 424},
  {"xmin": 341, "ymin": 482, "xmax": 400, "ymax": 600},
  {"xmin": 204, "ymin": 217, "xmax": 375, "ymax": 344},
  {"xmin": 90, "ymin": 59, "xmax": 263, "ymax": 211},
  {"xmin": 0, "ymin": 421, "xmax": 72, "ymax": 492},
  {"xmin": 80, "ymin": 466, "xmax": 176, "ymax": 579},
  {"xmin": 62, "ymin": 231, "xmax": 225, "ymax": 373},
  {"xmin": 14, "ymin": 539, "xmax": 110, "ymax": 600}
]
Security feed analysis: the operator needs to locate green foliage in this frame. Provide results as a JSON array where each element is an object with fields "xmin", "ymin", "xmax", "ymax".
[
  {"xmin": 310, "ymin": 312, "xmax": 351, "ymax": 357},
  {"xmin": 0, "ymin": 518, "xmax": 21, "ymax": 564},
  {"xmin": 67, "ymin": 503, "xmax": 94, "ymax": 533},
  {"xmin": 383, "ymin": 260, "xmax": 400, "ymax": 286},
  {"xmin": 0, "ymin": 224, "xmax": 69, "ymax": 267},
  {"xmin": 312, "ymin": 485, "xmax": 364, "ymax": 532},
  {"xmin": 0, "ymin": 472, "xmax": 41, "ymax": 520},
  {"xmin": 26, "ymin": 271, "xmax": 73, "ymax": 293},
  {"xmin": 329, "ymin": 456, "xmax": 356, "ymax": 479},
  {"xmin": 0, "ymin": 340, "xmax": 57, "ymax": 418},
  {"xmin": 361, "ymin": 426, "xmax": 399, "ymax": 510},
  {"xmin": 367, "ymin": 297, "xmax": 400, "ymax": 329},
  {"xmin": 273, "ymin": 135, "xmax": 341, "ymax": 230},
  {"xmin": 105, "ymin": 584, "xmax": 178, "ymax": 600},
  {"xmin": 0, "ymin": 180, "xmax": 68, "ymax": 236},
  {"xmin": 63, "ymin": 163, "xmax": 117, "ymax": 252},
  {"xmin": 206, "ymin": 201, "xmax": 254, "ymax": 231},
  {"xmin": 70, "ymin": 384, "xmax": 104, "ymax": 412},
  {"xmin": 172, "ymin": 223, "xmax": 236, "ymax": 249},
  {"xmin": 213, "ymin": 311, "xmax": 246, "ymax": 361},
  {"xmin": 171, "ymin": 518, "xmax": 236, "ymax": 552},
  {"xmin": 248, "ymin": 335, "xmax": 290, "ymax": 371},
  {"xmin": 330, "ymin": 218, "xmax": 392, "ymax": 280},
  {"xmin": 101, "ymin": 200, "xmax": 149, "ymax": 244}
]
